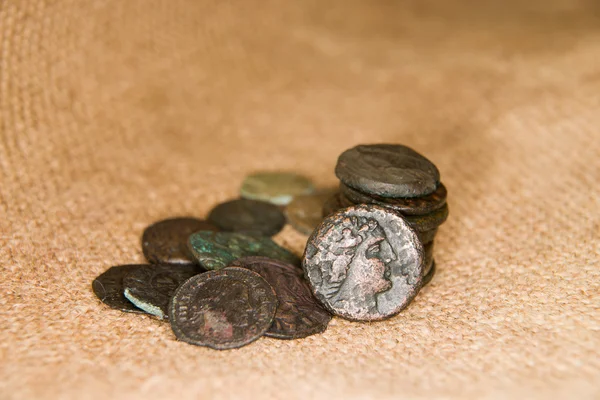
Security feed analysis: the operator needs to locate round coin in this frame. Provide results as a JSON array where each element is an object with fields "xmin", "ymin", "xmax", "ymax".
[
  {"xmin": 123, "ymin": 264, "xmax": 203, "ymax": 319},
  {"xmin": 340, "ymin": 182, "xmax": 447, "ymax": 216},
  {"xmin": 422, "ymin": 260, "xmax": 436, "ymax": 286},
  {"xmin": 303, "ymin": 204, "xmax": 424, "ymax": 321},
  {"xmin": 229, "ymin": 256, "xmax": 332, "ymax": 339},
  {"xmin": 240, "ymin": 172, "xmax": 315, "ymax": 206},
  {"xmin": 169, "ymin": 267, "xmax": 278, "ymax": 350},
  {"xmin": 92, "ymin": 265, "xmax": 146, "ymax": 313},
  {"xmin": 286, "ymin": 189, "xmax": 337, "ymax": 236},
  {"xmin": 208, "ymin": 199, "xmax": 285, "ymax": 237},
  {"xmin": 335, "ymin": 144, "xmax": 440, "ymax": 198},
  {"xmin": 403, "ymin": 204, "xmax": 449, "ymax": 233},
  {"xmin": 188, "ymin": 231, "xmax": 300, "ymax": 270},
  {"xmin": 142, "ymin": 217, "xmax": 219, "ymax": 265}
]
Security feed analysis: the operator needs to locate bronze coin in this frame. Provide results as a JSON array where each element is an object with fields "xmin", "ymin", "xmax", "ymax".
[
  {"xmin": 403, "ymin": 204, "xmax": 449, "ymax": 233},
  {"xmin": 422, "ymin": 260, "xmax": 436, "ymax": 286},
  {"xmin": 303, "ymin": 204, "xmax": 424, "ymax": 321},
  {"xmin": 208, "ymin": 199, "xmax": 285, "ymax": 237},
  {"xmin": 286, "ymin": 189, "xmax": 337, "ymax": 236},
  {"xmin": 229, "ymin": 256, "xmax": 332, "ymax": 339},
  {"xmin": 169, "ymin": 267, "xmax": 278, "ymax": 350},
  {"xmin": 340, "ymin": 182, "xmax": 447, "ymax": 216},
  {"xmin": 416, "ymin": 228, "xmax": 438, "ymax": 245},
  {"xmin": 123, "ymin": 264, "xmax": 203, "ymax": 320},
  {"xmin": 142, "ymin": 217, "xmax": 218, "ymax": 265},
  {"xmin": 335, "ymin": 144, "xmax": 440, "ymax": 198},
  {"xmin": 423, "ymin": 241, "xmax": 434, "ymax": 274},
  {"xmin": 240, "ymin": 172, "xmax": 315, "ymax": 206},
  {"xmin": 92, "ymin": 265, "xmax": 146, "ymax": 313}
]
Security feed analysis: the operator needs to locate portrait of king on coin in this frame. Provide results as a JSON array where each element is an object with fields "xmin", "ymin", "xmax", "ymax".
[{"xmin": 303, "ymin": 205, "xmax": 424, "ymax": 321}]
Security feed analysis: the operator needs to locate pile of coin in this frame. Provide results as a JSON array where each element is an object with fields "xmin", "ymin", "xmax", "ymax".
[{"xmin": 92, "ymin": 144, "xmax": 447, "ymax": 349}]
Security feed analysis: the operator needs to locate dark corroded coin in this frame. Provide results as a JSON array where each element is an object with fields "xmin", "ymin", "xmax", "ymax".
[
  {"xmin": 322, "ymin": 192, "xmax": 344, "ymax": 218},
  {"xmin": 415, "ymin": 228, "xmax": 438, "ymax": 245},
  {"xmin": 423, "ymin": 241, "xmax": 434, "ymax": 274},
  {"xmin": 229, "ymin": 257, "xmax": 332, "ymax": 339},
  {"xmin": 142, "ymin": 217, "xmax": 218, "ymax": 265},
  {"xmin": 169, "ymin": 267, "xmax": 278, "ymax": 350},
  {"xmin": 303, "ymin": 204, "xmax": 424, "ymax": 321},
  {"xmin": 92, "ymin": 265, "xmax": 145, "ymax": 313},
  {"xmin": 335, "ymin": 144, "xmax": 440, "ymax": 198},
  {"xmin": 123, "ymin": 264, "xmax": 203, "ymax": 320},
  {"xmin": 188, "ymin": 231, "xmax": 300, "ymax": 270},
  {"xmin": 340, "ymin": 182, "xmax": 447, "ymax": 216},
  {"xmin": 208, "ymin": 199, "xmax": 285, "ymax": 237},
  {"xmin": 240, "ymin": 172, "xmax": 315, "ymax": 206},
  {"xmin": 286, "ymin": 189, "xmax": 337, "ymax": 236},
  {"xmin": 423, "ymin": 260, "xmax": 436, "ymax": 286},
  {"xmin": 403, "ymin": 204, "xmax": 449, "ymax": 233}
]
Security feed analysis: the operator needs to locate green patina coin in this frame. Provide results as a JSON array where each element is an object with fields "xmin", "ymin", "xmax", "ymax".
[
  {"xmin": 240, "ymin": 172, "xmax": 315, "ymax": 206},
  {"xmin": 188, "ymin": 231, "xmax": 300, "ymax": 270}
]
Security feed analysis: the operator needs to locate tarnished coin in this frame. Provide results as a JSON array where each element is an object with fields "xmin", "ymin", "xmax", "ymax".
[
  {"xmin": 229, "ymin": 257, "xmax": 332, "ymax": 339},
  {"xmin": 303, "ymin": 204, "xmax": 424, "ymax": 321},
  {"xmin": 423, "ymin": 241, "xmax": 434, "ymax": 274},
  {"xmin": 403, "ymin": 204, "xmax": 449, "ymax": 233},
  {"xmin": 142, "ymin": 217, "xmax": 218, "ymax": 265},
  {"xmin": 423, "ymin": 260, "xmax": 436, "ymax": 286},
  {"xmin": 92, "ymin": 265, "xmax": 145, "ymax": 313},
  {"xmin": 188, "ymin": 231, "xmax": 300, "ymax": 270},
  {"xmin": 123, "ymin": 264, "xmax": 202, "ymax": 319},
  {"xmin": 415, "ymin": 228, "xmax": 438, "ymax": 245},
  {"xmin": 335, "ymin": 144, "xmax": 440, "ymax": 198},
  {"xmin": 340, "ymin": 182, "xmax": 447, "ymax": 216},
  {"xmin": 286, "ymin": 189, "xmax": 336, "ymax": 236},
  {"xmin": 240, "ymin": 171, "xmax": 315, "ymax": 206},
  {"xmin": 169, "ymin": 267, "xmax": 278, "ymax": 350},
  {"xmin": 208, "ymin": 199, "xmax": 285, "ymax": 237}
]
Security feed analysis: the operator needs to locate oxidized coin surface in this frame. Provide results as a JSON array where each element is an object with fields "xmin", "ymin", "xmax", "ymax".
[
  {"xmin": 415, "ymin": 228, "xmax": 438, "ymax": 245},
  {"xmin": 335, "ymin": 144, "xmax": 440, "ymax": 198},
  {"xmin": 208, "ymin": 199, "xmax": 285, "ymax": 237},
  {"xmin": 123, "ymin": 264, "xmax": 203, "ymax": 319},
  {"xmin": 142, "ymin": 217, "xmax": 218, "ymax": 264},
  {"xmin": 92, "ymin": 265, "xmax": 145, "ymax": 313},
  {"xmin": 169, "ymin": 267, "xmax": 278, "ymax": 350},
  {"xmin": 422, "ymin": 260, "xmax": 436, "ymax": 286},
  {"xmin": 240, "ymin": 171, "xmax": 315, "ymax": 206},
  {"xmin": 229, "ymin": 256, "xmax": 332, "ymax": 339},
  {"xmin": 340, "ymin": 182, "xmax": 447, "ymax": 216},
  {"xmin": 303, "ymin": 204, "xmax": 424, "ymax": 321},
  {"xmin": 403, "ymin": 204, "xmax": 449, "ymax": 233},
  {"xmin": 188, "ymin": 231, "xmax": 300, "ymax": 270},
  {"xmin": 286, "ymin": 189, "xmax": 337, "ymax": 236}
]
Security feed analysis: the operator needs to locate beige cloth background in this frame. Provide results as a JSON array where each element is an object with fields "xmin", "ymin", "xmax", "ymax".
[{"xmin": 1, "ymin": 0, "xmax": 599, "ymax": 398}]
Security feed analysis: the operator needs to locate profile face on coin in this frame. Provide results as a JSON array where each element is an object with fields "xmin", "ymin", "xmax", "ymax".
[
  {"xmin": 303, "ymin": 204, "xmax": 424, "ymax": 321},
  {"xmin": 229, "ymin": 257, "xmax": 331, "ymax": 339},
  {"xmin": 123, "ymin": 264, "xmax": 202, "ymax": 319},
  {"xmin": 142, "ymin": 217, "xmax": 218, "ymax": 265},
  {"xmin": 286, "ymin": 189, "xmax": 337, "ymax": 236},
  {"xmin": 240, "ymin": 172, "xmax": 315, "ymax": 206},
  {"xmin": 208, "ymin": 199, "xmax": 285, "ymax": 237},
  {"xmin": 92, "ymin": 265, "xmax": 146, "ymax": 313},
  {"xmin": 169, "ymin": 267, "xmax": 278, "ymax": 350},
  {"xmin": 335, "ymin": 144, "xmax": 440, "ymax": 198},
  {"xmin": 188, "ymin": 231, "xmax": 300, "ymax": 270}
]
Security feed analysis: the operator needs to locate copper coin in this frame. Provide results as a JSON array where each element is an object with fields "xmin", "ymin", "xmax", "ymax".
[
  {"xmin": 286, "ymin": 189, "xmax": 336, "ymax": 236},
  {"xmin": 403, "ymin": 204, "xmax": 449, "ymax": 233},
  {"xmin": 229, "ymin": 256, "xmax": 332, "ymax": 339},
  {"xmin": 423, "ymin": 260, "xmax": 436, "ymax": 286},
  {"xmin": 303, "ymin": 204, "xmax": 424, "ymax": 321},
  {"xmin": 208, "ymin": 199, "xmax": 285, "ymax": 237},
  {"xmin": 142, "ymin": 217, "xmax": 218, "ymax": 265},
  {"xmin": 169, "ymin": 267, "xmax": 278, "ymax": 350},
  {"xmin": 92, "ymin": 265, "xmax": 146, "ymax": 313}
]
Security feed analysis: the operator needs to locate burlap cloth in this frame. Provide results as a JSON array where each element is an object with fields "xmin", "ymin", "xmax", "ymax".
[{"xmin": 1, "ymin": 0, "xmax": 599, "ymax": 398}]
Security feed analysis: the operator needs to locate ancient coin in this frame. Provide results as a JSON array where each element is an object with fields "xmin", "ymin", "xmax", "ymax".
[
  {"xmin": 169, "ymin": 267, "xmax": 278, "ymax": 350},
  {"xmin": 123, "ymin": 264, "xmax": 203, "ymax": 320},
  {"xmin": 415, "ymin": 228, "xmax": 438, "ymax": 245},
  {"xmin": 340, "ymin": 182, "xmax": 447, "ymax": 216},
  {"xmin": 142, "ymin": 217, "xmax": 218, "ymax": 265},
  {"xmin": 229, "ymin": 256, "xmax": 332, "ymax": 339},
  {"xmin": 286, "ymin": 189, "xmax": 337, "ymax": 236},
  {"xmin": 335, "ymin": 144, "xmax": 440, "ymax": 198},
  {"xmin": 240, "ymin": 171, "xmax": 315, "ymax": 206},
  {"xmin": 207, "ymin": 199, "xmax": 285, "ymax": 237},
  {"xmin": 92, "ymin": 265, "xmax": 146, "ymax": 313},
  {"xmin": 303, "ymin": 204, "xmax": 424, "ymax": 321},
  {"xmin": 422, "ymin": 260, "xmax": 436, "ymax": 286},
  {"xmin": 188, "ymin": 231, "xmax": 300, "ymax": 270},
  {"xmin": 423, "ymin": 241, "xmax": 434, "ymax": 273},
  {"xmin": 322, "ymin": 192, "xmax": 345, "ymax": 218},
  {"xmin": 403, "ymin": 204, "xmax": 449, "ymax": 233}
]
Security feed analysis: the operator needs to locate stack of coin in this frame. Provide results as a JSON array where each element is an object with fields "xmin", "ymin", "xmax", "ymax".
[{"xmin": 323, "ymin": 144, "xmax": 449, "ymax": 285}]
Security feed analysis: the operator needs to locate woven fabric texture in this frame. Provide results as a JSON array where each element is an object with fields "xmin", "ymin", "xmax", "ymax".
[{"xmin": 1, "ymin": 0, "xmax": 599, "ymax": 399}]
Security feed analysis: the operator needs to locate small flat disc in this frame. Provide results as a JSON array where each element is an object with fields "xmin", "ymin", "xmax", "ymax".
[
  {"xmin": 123, "ymin": 264, "xmax": 203, "ymax": 319},
  {"xmin": 92, "ymin": 265, "xmax": 146, "ymax": 313},
  {"xmin": 188, "ymin": 231, "xmax": 300, "ymax": 270},
  {"xmin": 240, "ymin": 172, "xmax": 315, "ymax": 206},
  {"xmin": 169, "ymin": 267, "xmax": 278, "ymax": 350},
  {"xmin": 208, "ymin": 199, "xmax": 285, "ymax": 237},
  {"xmin": 423, "ymin": 260, "xmax": 436, "ymax": 286},
  {"xmin": 403, "ymin": 204, "xmax": 449, "ymax": 233},
  {"xmin": 335, "ymin": 144, "xmax": 440, "ymax": 198},
  {"xmin": 229, "ymin": 257, "xmax": 332, "ymax": 339},
  {"xmin": 142, "ymin": 217, "xmax": 218, "ymax": 264},
  {"xmin": 286, "ymin": 189, "xmax": 336, "ymax": 236}
]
